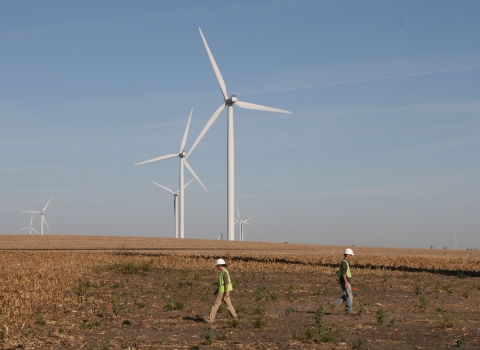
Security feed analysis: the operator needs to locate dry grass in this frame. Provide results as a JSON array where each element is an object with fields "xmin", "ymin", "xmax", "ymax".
[{"xmin": 1, "ymin": 235, "xmax": 479, "ymax": 270}]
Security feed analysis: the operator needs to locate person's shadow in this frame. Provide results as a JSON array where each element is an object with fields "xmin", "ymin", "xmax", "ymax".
[{"xmin": 183, "ymin": 315, "xmax": 205, "ymax": 322}]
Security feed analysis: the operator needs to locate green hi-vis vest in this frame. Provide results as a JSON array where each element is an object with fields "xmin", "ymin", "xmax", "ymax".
[
  {"xmin": 338, "ymin": 259, "xmax": 352, "ymax": 279},
  {"xmin": 218, "ymin": 269, "xmax": 233, "ymax": 293}
]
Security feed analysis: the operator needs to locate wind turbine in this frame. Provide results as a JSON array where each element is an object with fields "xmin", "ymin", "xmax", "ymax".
[
  {"xmin": 187, "ymin": 28, "xmax": 291, "ymax": 241},
  {"xmin": 21, "ymin": 197, "xmax": 53, "ymax": 235},
  {"xmin": 136, "ymin": 108, "xmax": 207, "ymax": 238},
  {"xmin": 235, "ymin": 204, "xmax": 252, "ymax": 242},
  {"xmin": 18, "ymin": 214, "xmax": 39, "ymax": 235},
  {"xmin": 152, "ymin": 178, "xmax": 195, "ymax": 238}
]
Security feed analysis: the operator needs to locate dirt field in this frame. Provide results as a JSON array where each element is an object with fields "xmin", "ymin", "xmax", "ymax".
[{"xmin": 0, "ymin": 236, "xmax": 479, "ymax": 349}]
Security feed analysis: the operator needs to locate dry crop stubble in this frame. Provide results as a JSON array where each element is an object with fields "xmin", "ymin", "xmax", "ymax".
[
  {"xmin": 0, "ymin": 238, "xmax": 478, "ymax": 347},
  {"xmin": 0, "ymin": 252, "xmax": 109, "ymax": 321}
]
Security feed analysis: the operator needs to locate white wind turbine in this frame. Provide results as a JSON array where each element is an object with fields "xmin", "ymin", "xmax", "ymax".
[
  {"xmin": 136, "ymin": 108, "xmax": 207, "ymax": 238},
  {"xmin": 152, "ymin": 178, "xmax": 195, "ymax": 238},
  {"xmin": 235, "ymin": 204, "xmax": 252, "ymax": 242},
  {"xmin": 187, "ymin": 28, "xmax": 291, "ymax": 241},
  {"xmin": 21, "ymin": 197, "xmax": 53, "ymax": 235},
  {"xmin": 18, "ymin": 214, "xmax": 39, "ymax": 235}
]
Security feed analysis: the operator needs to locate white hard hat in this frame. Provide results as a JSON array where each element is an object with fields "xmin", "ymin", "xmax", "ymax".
[
  {"xmin": 344, "ymin": 248, "xmax": 354, "ymax": 256},
  {"xmin": 216, "ymin": 259, "xmax": 226, "ymax": 265}
]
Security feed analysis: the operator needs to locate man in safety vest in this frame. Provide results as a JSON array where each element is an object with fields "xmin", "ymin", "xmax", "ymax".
[
  {"xmin": 331, "ymin": 248, "xmax": 354, "ymax": 314},
  {"xmin": 204, "ymin": 258, "xmax": 238, "ymax": 323}
]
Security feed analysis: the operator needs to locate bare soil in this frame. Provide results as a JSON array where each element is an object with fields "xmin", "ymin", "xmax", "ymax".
[{"xmin": 10, "ymin": 263, "xmax": 480, "ymax": 349}]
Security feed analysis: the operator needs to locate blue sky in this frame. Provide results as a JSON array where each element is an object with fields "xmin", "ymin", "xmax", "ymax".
[{"xmin": 1, "ymin": 1, "xmax": 479, "ymax": 248}]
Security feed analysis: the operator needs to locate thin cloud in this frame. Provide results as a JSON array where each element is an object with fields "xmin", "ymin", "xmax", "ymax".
[
  {"xmin": 251, "ymin": 65, "xmax": 480, "ymax": 95},
  {"xmin": 64, "ymin": 93, "xmax": 209, "ymax": 114},
  {"xmin": 238, "ymin": 171, "xmax": 480, "ymax": 200},
  {"xmin": 0, "ymin": 17, "xmax": 124, "ymax": 43},
  {"xmin": 231, "ymin": 101, "xmax": 480, "ymax": 125},
  {"xmin": 0, "ymin": 160, "xmax": 110, "ymax": 173}
]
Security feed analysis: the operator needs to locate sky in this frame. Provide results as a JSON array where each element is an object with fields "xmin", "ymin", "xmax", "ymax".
[{"xmin": 1, "ymin": 0, "xmax": 479, "ymax": 249}]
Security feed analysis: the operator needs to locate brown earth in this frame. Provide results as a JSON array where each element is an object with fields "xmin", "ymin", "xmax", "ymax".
[{"xmin": 4, "ymin": 252, "xmax": 480, "ymax": 350}]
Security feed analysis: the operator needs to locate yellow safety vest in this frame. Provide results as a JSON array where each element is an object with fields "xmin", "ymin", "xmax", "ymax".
[
  {"xmin": 338, "ymin": 259, "xmax": 352, "ymax": 279},
  {"xmin": 218, "ymin": 269, "xmax": 233, "ymax": 293}
]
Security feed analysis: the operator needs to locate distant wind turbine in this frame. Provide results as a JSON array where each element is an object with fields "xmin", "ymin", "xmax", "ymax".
[
  {"xmin": 18, "ymin": 214, "xmax": 39, "ymax": 235},
  {"xmin": 152, "ymin": 178, "xmax": 195, "ymax": 238},
  {"xmin": 21, "ymin": 197, "xmax": 53, "ymax": 235},
  {"xmin": 136, "ymin": 108, "xmax": 207, "ymax": 238},
  {"xmin": 235, "ymin": 204, "xmax": 252, "ymax": 242},
  {"xmin": 187, "ymin": 28, "xmax": 291, "ymax": 241}
]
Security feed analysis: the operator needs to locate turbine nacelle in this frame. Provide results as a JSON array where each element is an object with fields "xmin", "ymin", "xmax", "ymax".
[{"xmin": 226, "ymin": 95, "xmax": 238, "ymax": 105}]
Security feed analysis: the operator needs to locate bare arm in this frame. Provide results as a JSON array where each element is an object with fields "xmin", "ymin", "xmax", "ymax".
[{"xmin": 343, "ymin": 273, "xmax": 349, "ymax": 288}]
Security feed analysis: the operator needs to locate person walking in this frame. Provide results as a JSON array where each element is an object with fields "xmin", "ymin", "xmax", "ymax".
[
  {"xmin": 331, "ymin": 248, "xmax": 354, "ymax": 314},
  {"xmin": 204, "ymin": 258, "xmax": 237, "ymax": 323}
]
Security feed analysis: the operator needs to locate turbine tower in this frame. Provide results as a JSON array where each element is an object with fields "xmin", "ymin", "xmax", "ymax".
[
  {"xmin": 235, "ymin": 204, "xmax": 252, "ymax": 242},
  {"xmin": 152, "ymin": 178, "xmax": 195, "ymax": 238},
  {"xmin": 188, "ymin": 28, "xmax": 291, "ymax": 241},
  {"xmin": 136, "ymin": 109, "xmax": 207, "ymax": 238},
  {"xmin": 22, "ymin": 197, "xmax": 52, "ymax": 235},
  {"xmin": 18, "ymin": 214, "xmax": 39, "ymax": 235}
]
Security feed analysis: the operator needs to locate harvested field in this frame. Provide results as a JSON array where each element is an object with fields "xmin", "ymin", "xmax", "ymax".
[
  {"xmin": 0, "ymin": 236, "xmax": 479, "ymax": 349},
  {"xmin": 1, "ymin": 235, "xmax": 479, "ymax": 273}
]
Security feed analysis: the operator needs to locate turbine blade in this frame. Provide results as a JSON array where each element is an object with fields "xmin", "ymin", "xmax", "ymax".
[
  {"xmin": 136, "ymin": 153, "xmax": 178, "ymax": 165},
  {"xmin": 151, "ymin": 181, "xmax": 175, "ymax": 194},
  {"xmin": 199, "ymin": 28, "xmax": 228, "ymax": 100},
  {"xmin": 184, "ymin": 160, "xmax": 207, "ymax": 192},
  {"xmin": 18, "ymin": 226, "xmax": 29, "ymax": 231},
  {"xmin": 43, "ymin": 196, "xmax": 53, "ymax": 212},
  {"xmin": 22, "ymin": 211, "xmax": 41, "ymax": 214},
  {"xmin": 236, "ymin": 204, "xmax": 240, "ymax": 219},
  {"xmin": 43, "ymin": 216, "xmax": 50, "ymax": 232},
  {"xmin": 179, "ymin": 108, "xmax": 193, "ymax": 153},
  {"xmin": 186, "ymin": 103, "xmax": 225, "ymax": 158},
  {"xmin": 235, "ymin": 100, "xmax": 291, "ymax": 114},
  {"xmin": 31, "ymin": 227, "xmax": 39, "ymax": 234},
  {"xmin": 245, "ymin": 216, "xmax": 252, "ymax": 222},
  {"xmin": 184, "ymin": 178, "xmax": 195, "ymax": 189}
]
